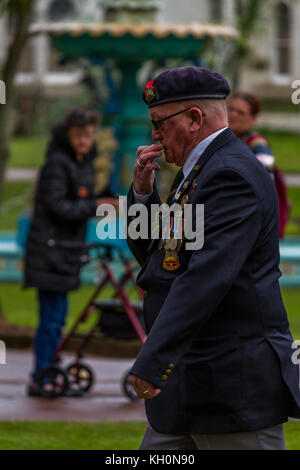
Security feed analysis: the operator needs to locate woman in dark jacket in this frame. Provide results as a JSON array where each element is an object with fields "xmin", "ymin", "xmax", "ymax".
[
  {"xmin": 228, "ymin": 92, "xmax": 290, "ymax": 238},
  {"xmin": 24, "ymin": 108, "xmax": 100, "ymax": 395}
]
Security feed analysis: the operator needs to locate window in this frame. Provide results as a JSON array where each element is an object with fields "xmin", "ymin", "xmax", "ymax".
[
  {"xmin": 275, "ymin": 2, "xmax": 291, "ymax": 75},
  {"xmin": 47, "ymin": 0, "xmax": 75, "ymax": 22},
  {"xmin": 210, "ymin": 0, "xmax": 222, "ymax": 22}
]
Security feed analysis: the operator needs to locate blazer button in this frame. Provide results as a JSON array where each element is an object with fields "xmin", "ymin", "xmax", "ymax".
[
  {"xmin": 144, "ymin": 290, "xmax": 147, "ymax": 297},
  {"xmin": 168, "ymin": 364, "xmax": 175, "ymax": 370},
  {"xmin": 161, "ymin": 375, "xmax": 168, "ymax": 381},
  {"xmin": 165, "ymin": 369, "xmax": 172, "ymax": 375}
]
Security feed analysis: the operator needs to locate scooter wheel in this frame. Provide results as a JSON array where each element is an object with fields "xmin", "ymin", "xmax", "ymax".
[
  {"xmin": 37, "ymin": 366, "xmax": 69, "ymax": 398},
  {"xmin": 65, "ymin": 362, "xmax": 94, "ymax": 394}
]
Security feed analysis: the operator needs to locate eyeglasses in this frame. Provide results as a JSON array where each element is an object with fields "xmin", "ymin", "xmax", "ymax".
[{"xmin": 151, "ymin": 107, "xmax": 193, "ymax": 130}]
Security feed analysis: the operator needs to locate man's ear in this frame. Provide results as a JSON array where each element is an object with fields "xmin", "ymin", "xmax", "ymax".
[{"xmin": 189, "ymin": 108, "xmax": 203, "ymax": 131}]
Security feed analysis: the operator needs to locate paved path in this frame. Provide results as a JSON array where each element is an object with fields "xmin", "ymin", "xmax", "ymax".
[
  {"xmin": 6, "ymin": 169, "xmax": 38, "ymax": 181},
  {"xmin": 286, "ymin": 174, "xmax": 300, "ymax": 186},
  {"xmin": 5, "ymin": 169, "xmax": 300, "ymax": 186},
  {"xmin": 258, "ymin": 112, "xmax": 300, "ymax": 133},
  {"xmin": 0, "ymin": 349, "xmax": 146, "ymax": 422}
]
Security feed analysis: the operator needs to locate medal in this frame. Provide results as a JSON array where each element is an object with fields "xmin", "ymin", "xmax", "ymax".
[
  {"xmin": 160, "ymin": 214, "xmax": 184, "ymax": 270},
  {"xmin": 174, "ymin": 191, "xmax": 181, "ymax": 201},
  {"xmin": 175, "ymin": 238, "xmax": 183, "ymax": 252},
  {"xmin": 181, "ymin": 194, "xmax": 189, "ymax": 206},
  {"xmin": 163, "ymin": 238, "xmax": 171, "ymax": 250},
  {"xmin": 162, "ymin": 250, "xmax": 181, "ymax": 271},
  {"xmin": 169, "ymin": 237, "xmax": 178, "ymax": 251},
  {"xmin": 158, "ymin": 238, "xmax": 164, "ymax": 250}
]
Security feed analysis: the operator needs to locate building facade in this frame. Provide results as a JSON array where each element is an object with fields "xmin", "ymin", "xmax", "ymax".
[{"xmin": 0, "ymin": 0, "xmax": 298, "ymax": 98}]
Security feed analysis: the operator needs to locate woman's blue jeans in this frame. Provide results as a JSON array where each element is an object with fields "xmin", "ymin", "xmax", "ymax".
[{"xmin": 31, "ymin": 289, "xmax": 68, "ymax": 383}]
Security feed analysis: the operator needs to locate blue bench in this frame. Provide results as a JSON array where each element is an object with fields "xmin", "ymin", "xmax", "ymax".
[
  {"xmin": 0, "ymin": 214, "xmax": 300, "ymax": 286},
  {"xmin": 0, "ymin": 215, "xmax": 133, "ymax": 284}
]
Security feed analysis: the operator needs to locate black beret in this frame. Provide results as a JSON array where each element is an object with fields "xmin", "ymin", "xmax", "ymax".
[{"xmin": 143, "ymin": 66, "xmax": 231, "ymax": 107}]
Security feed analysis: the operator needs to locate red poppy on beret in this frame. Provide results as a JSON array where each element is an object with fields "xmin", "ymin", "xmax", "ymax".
[{"xmin": 144, "ymin": 79, "xmax": 156, "ymax": 104}]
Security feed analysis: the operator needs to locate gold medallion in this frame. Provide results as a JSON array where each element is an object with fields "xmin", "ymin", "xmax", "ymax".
[{"xmin": 162, "ymin": 250, "xmax": 180, "ymax": 271}]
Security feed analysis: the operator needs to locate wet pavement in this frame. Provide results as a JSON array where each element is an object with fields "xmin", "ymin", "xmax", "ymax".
[{"xmin": 0, "ymin": 349, "xmax": 146, "ymax": 422}]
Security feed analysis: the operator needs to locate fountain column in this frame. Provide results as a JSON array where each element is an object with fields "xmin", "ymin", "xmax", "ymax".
[{"xmin": 102, "ymin": 0, "xmax": 161, "ymax": 193}]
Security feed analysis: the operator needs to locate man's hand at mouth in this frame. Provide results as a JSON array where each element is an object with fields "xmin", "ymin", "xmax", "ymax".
[{"xmin": 133, "ymin": 144, "xmax": 163, "ymax": 195}]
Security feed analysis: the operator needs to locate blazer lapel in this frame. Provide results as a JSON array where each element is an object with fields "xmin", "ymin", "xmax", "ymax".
[
  {"xmin": 174, "ymin": 128, "xmax": 236, "ymax": 204},
  {"xmin": 146, "ymin": 129, "xmax": 236, "ymax": 257}
]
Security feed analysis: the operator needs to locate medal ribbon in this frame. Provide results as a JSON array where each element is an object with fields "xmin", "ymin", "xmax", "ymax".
[{"xmin": 166, "ymin": 169, "xmax": 184, "ymax": 206}]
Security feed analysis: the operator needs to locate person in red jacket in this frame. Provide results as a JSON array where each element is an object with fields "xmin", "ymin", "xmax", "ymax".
[{"xmin": 228, "ymin": 91, "xmax": 290, "ymax": 238}]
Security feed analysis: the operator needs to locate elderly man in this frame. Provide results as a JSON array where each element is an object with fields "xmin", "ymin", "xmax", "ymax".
[{"xmin": 126, "ymin": 66, "xmax": 300, "ymax": 450}]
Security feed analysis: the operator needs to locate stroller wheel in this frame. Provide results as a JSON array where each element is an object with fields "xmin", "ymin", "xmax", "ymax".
[
  {"xmin": 65, "ymin": 362, "xmax": 94, "ymax": 393},
  {"xmin": 37, "ymin": 366, "xmax": 69, "ymax": 398},
  {"xmin": 122, "ymin": 369, "xmax": 142, "ymax": 402}
]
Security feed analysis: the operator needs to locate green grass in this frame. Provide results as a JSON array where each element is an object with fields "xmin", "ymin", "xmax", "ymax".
[
  {"xmin": 0, "ymin": 181, "xmax": 34, "ymax": 231},
  {"xmin": 1, "ymin": 283, "xmax": 299, "ymax": 339},
  {"xmin": 0, "ymin": 283, "xmax": 126, "ymax": 333},
  {"xmin": 286, "ymin": 187, "xmax": 300, "ymax": 236},
  {"xmin": 2, "ymin": 132, "xmax": 300, "ymax": 234},
  {"xmin": 9, "ymin": 135, "xmax": 47, "ymax": 168},
  {"xmin": 0, "ymin": 421, "xmax": 146, "ymax": 450},
  {"xmin": 281, "ymin": 289, "xmax": 300, "ymax": 339},
  {"xmin": 257, "ymin": 130, "xmax": 300, "ymax": 173},
  {"xmin": 0, "ymin": 420, "xmax": 298, "ymax": 449},
  {"xmin": 288, "ymin": 187, "xmax": 300, "ymax": 217},
  {"xmin": 1, "ymin": 175, "xmax": 300, "ymax": 234},
  {"xmin": 284, "ymin": 421, "xmax": 300, "ymax": 450},
  {"xmin": 6, "ymin": 131, "xmax": 300, "ymax": 174}
]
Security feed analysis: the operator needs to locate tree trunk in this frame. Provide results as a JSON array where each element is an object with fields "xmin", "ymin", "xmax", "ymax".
[
  {"xmin": 0, "ymin": 1, "xmax": 35, "ymax": 327},
  {"xmin": 0, "ymin": 3, "xmax": 33, "ymax": 203}
]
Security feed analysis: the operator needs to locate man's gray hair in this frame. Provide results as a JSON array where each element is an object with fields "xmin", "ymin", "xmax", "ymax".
[
  {"xmin": 191, "ymin": 99, "xmax": 227, "ymax": 119},
  {"xmin": 176, "ymin": 98, "xmax": 228, "ymax": 122}
]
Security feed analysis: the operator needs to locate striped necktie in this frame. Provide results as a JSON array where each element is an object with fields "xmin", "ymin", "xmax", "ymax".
[{"xmin": 166, "ymin": 168, "xmax": 184, "ymax": 205}]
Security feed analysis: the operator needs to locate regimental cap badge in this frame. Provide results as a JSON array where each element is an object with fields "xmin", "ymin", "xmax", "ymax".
[{"xmin": 143, "ymin": 79, "xmax": 157, "ymax": 104}]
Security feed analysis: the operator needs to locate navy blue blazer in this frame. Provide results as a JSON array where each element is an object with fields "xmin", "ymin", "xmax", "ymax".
[{"xmin": 127, "ymin": 128, "xmax": 300, "ymax": 434}]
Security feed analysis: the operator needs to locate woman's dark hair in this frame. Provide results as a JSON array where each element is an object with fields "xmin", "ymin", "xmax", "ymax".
[
  {"xmin": 64, "ymin": 107, "xmax": 100, "ymax": 130},
  {"xmin": 230, "ymin": 92, "xmax": 261, "ymax": 117}
]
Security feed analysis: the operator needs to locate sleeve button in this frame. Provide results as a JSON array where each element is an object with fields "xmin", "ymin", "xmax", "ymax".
[
  {"xmin": 168, "ymin": 364, "xmax": 175, "ymax": 370},
  {"xmin": 161, "ymin": 375, "xmax": 168, "ymax": 381}
]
